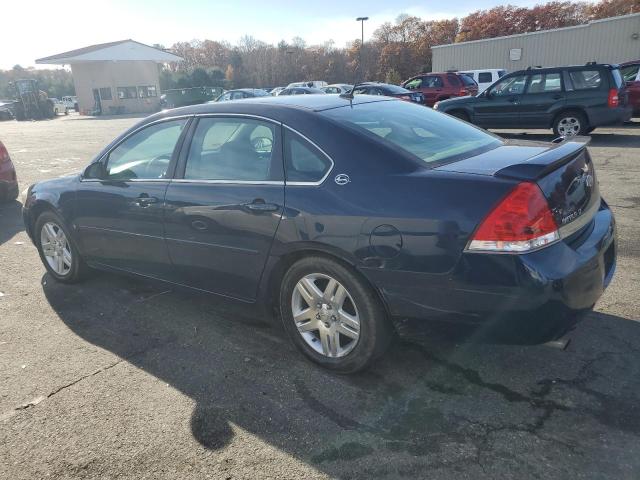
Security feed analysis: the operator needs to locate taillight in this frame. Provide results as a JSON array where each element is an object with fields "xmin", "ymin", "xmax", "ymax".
[
  {"xmin": 608, "ymin": 88, "xmax": 619, "ymax": 108},
  {"xmin": 467, "ymin": 182, "xmax": 559, "ymax": 253},
  {"xmin": 0, "ymin": 141, "xmax": 10, "ymax": 164},
  {"xmin": 459, "ymin": 88, "xmax": 468, "ymax": 96},
  {"xmin": 399, "ymin": 95, "xmax": 412, "ymax": 101}
]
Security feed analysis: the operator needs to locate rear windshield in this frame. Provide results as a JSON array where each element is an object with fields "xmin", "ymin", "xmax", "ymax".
[{"xmin": 321, "ymin": 100, "xmax": 501, "ymax": 165}]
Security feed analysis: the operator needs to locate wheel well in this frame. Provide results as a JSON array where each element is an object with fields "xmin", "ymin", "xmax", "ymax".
[
  {"xmin": 27, "ymin": 201, "xmax": 55, "ymax": 238},
  {"xmin": 264, "ymin": 249, "xmax": 392, "ymax": 322},
  {"xmin": 553, "ymin": 108, "xmax": 588, "ymax": 127}
]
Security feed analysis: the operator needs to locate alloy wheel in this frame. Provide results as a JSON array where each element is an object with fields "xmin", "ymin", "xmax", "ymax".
[
  {"xmin": 40, "ymin": 221, "xmax": 72, "ymax": 276},
  {"xmin": 291, "ymin": 273, "xmax": 360, "ymax": 358},
  {"xmin": 557, "ymin": 116, "xmax": 581, "ymax": 136}
]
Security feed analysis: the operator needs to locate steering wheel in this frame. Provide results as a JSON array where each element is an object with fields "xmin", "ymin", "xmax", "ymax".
[{"xmin": 145, "ymin": 154, "xmax": 171, "ymax": 178}]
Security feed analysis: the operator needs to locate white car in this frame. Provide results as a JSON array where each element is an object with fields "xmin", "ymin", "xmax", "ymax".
[
  {"xmin": 270, "ymin": 87, "xmax": 285, "ymax": 96},
  {"xmin": 460, "ymin": 69, "xmax": 507, "ymax": 92},
  {"xmin": 286, "ymin": 81, "xmax": 328, "ymax": 89},
  {"xmin": 50, "ymin": 98, "xmax": 69, "ymax": 115},
  {"xmin": 321, "ymin": 84, "xmax": 353, "ymax": 94}
]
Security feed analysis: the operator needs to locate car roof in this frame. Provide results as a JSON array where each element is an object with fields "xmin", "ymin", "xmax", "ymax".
[{"xmin": 156, "ymin": 93, "xmax": 393, "ymax": 118}]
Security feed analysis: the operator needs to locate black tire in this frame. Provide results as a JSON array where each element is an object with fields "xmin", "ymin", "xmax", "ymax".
[
  {"xmin": 34, "ymin": 210, "xmax": 88, "ymax": 283},
  {"xmin": 279, "ymin": 256, "xmax": 393, "ymax": 373},
  {"xmin": 553, "ymin": 110, "xmax": 588, "ymax": 137},
  {"xmin": 64, "ymin": 108, "xmax": 69, "ymax": 115},
  {"xmin": 450, "ymin": 110, "xmax": 470, "ymax": 122}
]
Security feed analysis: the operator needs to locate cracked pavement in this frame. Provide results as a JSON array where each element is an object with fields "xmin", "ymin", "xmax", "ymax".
[{"xmin": 1, "ymin": 115, "xmax": 639, "ymax": 479}]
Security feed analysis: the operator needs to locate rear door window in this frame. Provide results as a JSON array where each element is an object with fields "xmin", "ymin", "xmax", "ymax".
[
  {"xmin": 423, "ymin": 76, "xmax": 443, "ymax": 88},
  {"xmin": 527, "ymin": 72, "xmax": 562, "ymax": 93},
  {"xmin": 184, "ymin": 117, "xmax": 277, "ymax": 181},
  {"xmin": 569, "ymin": 70, "xmax": 602, "ymax": 90}
]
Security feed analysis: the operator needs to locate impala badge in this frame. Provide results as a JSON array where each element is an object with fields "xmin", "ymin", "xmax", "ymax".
[{"xmin": 335, "ymin": 174, "xmax": 350, "ymax": 185}]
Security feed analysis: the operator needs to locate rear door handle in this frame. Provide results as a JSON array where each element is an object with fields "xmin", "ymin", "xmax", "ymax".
[
  {"xmin": 244, "ymin": 199, "xmax": 278, "ymax": 212},
  {"xmin": 134, "ymin": 194, "xmax": 158, "ymax": 207}
]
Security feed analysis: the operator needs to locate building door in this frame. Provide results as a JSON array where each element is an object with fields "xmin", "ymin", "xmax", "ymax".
[{"xmin": 92, "ymin": 88, "xmax": 101, "ymax": 114}]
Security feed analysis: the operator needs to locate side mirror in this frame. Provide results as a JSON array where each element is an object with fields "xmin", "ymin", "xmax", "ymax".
[{"xmin": 83, "ymin": 162, "xmax": 106, "ymax": 180}]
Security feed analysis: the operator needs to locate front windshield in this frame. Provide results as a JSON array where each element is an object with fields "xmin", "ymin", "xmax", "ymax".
[{"xmin": 322, "ymin": 100, "xmax": 501, "ymax": 165}]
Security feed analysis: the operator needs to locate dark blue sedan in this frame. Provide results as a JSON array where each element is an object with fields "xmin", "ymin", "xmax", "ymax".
[{"xmin": 23, "ymin": 95, "xmax": 616, "ymax": 372}]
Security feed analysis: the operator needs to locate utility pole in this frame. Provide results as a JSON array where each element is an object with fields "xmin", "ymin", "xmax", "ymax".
[{"xmin": 356, "ymin": 17, "xmax": 369, "ymax": 80}]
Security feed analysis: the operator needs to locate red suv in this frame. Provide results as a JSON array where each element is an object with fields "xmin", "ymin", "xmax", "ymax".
[
  {"xmin": 621, "ymin": 60, "xmax": 640, "ymax": 116},
  {"xmin": 0, "ymin": 141, "xmax": 18, "ymax": 202},
  {"xmin": 402, "ymin": 71, "xmax": 478, "ymax": 107}
]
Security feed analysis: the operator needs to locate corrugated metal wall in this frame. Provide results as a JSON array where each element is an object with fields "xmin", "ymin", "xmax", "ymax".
[{"xmin": 432, "ymin": 13, "xmax": 640, "ymax": 72}]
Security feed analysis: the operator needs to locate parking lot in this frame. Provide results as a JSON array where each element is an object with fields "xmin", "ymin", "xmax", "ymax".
[{"xmin": 1, "ymin": 114, "xmax": 639, "ymax": 479}]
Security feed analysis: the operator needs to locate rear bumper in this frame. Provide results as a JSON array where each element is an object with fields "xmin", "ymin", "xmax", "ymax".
[
  {"xmin": 364, "ymin": 200, "xmax": 616, "ymax": 322},
  {"xmin": 587, "ymin": 106, "xmax": 633, "ymax": 127}
]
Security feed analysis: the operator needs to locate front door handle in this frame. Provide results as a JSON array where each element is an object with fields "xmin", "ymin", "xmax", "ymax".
[
  {"xmin": 134, "ymin": 194, "xmax": 158, "ymax": 207},
  {"xmin": 244, "ymin": 199, "xmax": 279, "ymax": 212}
]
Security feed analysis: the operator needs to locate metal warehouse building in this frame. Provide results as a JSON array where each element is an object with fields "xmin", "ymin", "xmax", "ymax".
[
  {"xmin": 432, "ymin": 13, "xmax": 640, "ymax": 72},
  {"xmin": 36, "ymin": 40, "xmax": 182, "ymax": 115}
]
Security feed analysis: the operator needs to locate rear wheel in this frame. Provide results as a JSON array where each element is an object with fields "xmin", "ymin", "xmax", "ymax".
[
  {"xmin": 553, "ymin": 111, "xmax": 588, "ymax": 137},
  {"xmin": 35, "ymin": 211, "xmax": 88, "ymax": 283},
  {"xmin": 279, "ymin": 256, "xmax": 393, "ymax": 373}
]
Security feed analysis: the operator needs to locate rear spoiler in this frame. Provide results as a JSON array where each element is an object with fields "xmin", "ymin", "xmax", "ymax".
[{"xmin": 495, "ymin": 137, "xmax": 591, "ymax": 181}]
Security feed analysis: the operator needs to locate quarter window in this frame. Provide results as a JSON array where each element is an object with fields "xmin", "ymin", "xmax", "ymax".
[
  {"xmin": 527, "ymin": 73, "xmax": 562, "ymax": 93},
  {"xmin": 284, "ymin": 130, "xmax": 331, "ymax": 183},
  {"xmin": 568, "ymin": 70, "xmax": 602, "ymax": 90},
  {"xmin": 105, "ymin": 119, "xmax": 187, "ymax": 180},
  {"xmin": 184, "ymin": 117, "xmax": 276, "ymax": 181}
]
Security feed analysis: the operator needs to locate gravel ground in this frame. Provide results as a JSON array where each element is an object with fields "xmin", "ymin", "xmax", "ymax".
[{"xmin": 0, "ymin": 113, "xmax": 639, "ymax": 479}]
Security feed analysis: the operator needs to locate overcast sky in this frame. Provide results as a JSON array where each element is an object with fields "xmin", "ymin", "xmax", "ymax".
[{"xmin": 2, "ymin": 0, "xmax": 566, "ymax": 69}]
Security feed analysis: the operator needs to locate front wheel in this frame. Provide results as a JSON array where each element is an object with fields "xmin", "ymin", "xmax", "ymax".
[
  {"xmin": 35, "ymin": 211, "xmax": 88, "ymax": 283},
  {"xmin": 279, "ymin": 256, "xmax": 393, "ymax": 373}
]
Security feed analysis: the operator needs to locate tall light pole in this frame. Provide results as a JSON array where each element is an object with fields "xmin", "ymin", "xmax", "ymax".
[{"xmin": 356, "ymin": 16, "xmax": 368, "ymax": 80}]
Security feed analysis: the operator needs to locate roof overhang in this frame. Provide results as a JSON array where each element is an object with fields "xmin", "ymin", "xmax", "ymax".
[{"xmin": 36, "ymin": 39, "xmax": 183, "ymax": 65}]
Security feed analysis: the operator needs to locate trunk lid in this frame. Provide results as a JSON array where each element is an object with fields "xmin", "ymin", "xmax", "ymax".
[{"xmin": 436, "ymin": 137, "xmax": 600, "ymax": 236}]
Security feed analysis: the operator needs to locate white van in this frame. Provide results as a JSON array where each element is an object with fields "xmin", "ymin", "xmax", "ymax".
[{"xmin": 460, "ymin": 69, "xmax": 507, "ymax": 92}]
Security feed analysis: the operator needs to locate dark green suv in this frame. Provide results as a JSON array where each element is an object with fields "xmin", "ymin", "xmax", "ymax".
[{"xmin": 434, "ymin": 63, "xmax": 632, "ymax": 136}]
